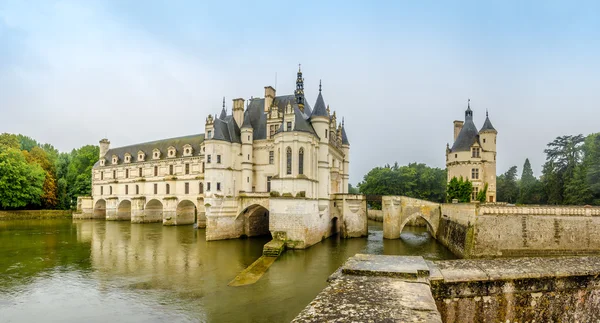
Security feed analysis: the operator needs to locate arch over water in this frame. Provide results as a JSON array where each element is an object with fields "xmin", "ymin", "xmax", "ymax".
[
  {"xmin": 94, "ymin": 199, "xmax": 106, "ymax": 219},
  {"xmin": 398, "ymin": 212, "xmax": 437, "ymax": 237},
  {"xmin": 116, "ymin": 200, "xmax": 131, "ymax": 221},
  {"xmin": 145, "ymin": 199, "xmax": 164, "ymax": 223},
  {"xmin": 175, "ymin": 200, "xmax": 196, "ymax": 225},
  {"xmin": 237, "ymin": 204, "xmax": 270, "ymax": 237},
  {"xmin": 331, "ymin": 217, "xmax": 339, "ymax": 236}
]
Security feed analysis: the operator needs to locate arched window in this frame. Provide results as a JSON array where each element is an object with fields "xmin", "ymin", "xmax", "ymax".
[
  {"xmin": 286, "ymin": 147, "xmax": 292, "ymax": 175},
  {"xmin": 109, "ymin": 186, "xmax": 112, "ymax": 195},
  {"xmin": 298, "ymin": 147, "xmax": 304, "ymax": 175}
]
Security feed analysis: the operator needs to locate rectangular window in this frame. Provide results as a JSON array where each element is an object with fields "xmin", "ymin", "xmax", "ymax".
[
  {"xmin": 125, "ymin": 169, "xmax": 129, "ymax": 179},
  {"xmin": 139, "ymin": 167, "xmax": 143, "ymax": 177},
  {"xmin": 154, "ymin": 183, "xmax": 158, "ymax": 194},
  {"xmin": 217, "ymin": 182, "xmax": 221, "ymax": 191},
  {"xmin": 154, "ymin": 166, "xmax": 158, "ymax": 176},
  {"xmin": 166, "ymin": 184, "xmax": 170, "ymax": 194},
  {"xmin": 287, "ymin": 121, "xmax": 292, "ymax": 131},
  {"xmin": 269, "ymin": 151, "xmax": 274, "ymax": 164},
  {"xmin": 109, "ymin": 186, "xmax": 112, "ymax": 195},
  {"xmin": 207, "ymin": 130, "xmax": 212, "ymax": 139},
  {"xmin": 125, "ymin": 185, "xmax": 128, "ymax": 195},
  {"xmin": 472, "ymin": 147, "xmax": 481, "ymax": 158},
  {"xmin": 471, "ymin": 168, "xmax": 479, "ymax": 180},
  {"xmin": 267, "ymin": 176, "xmax": 272, "ymax": 192},
  {"xmin": 100, "ymin": 186, "xmax": 103, "ymax": 195},
  {"xmin": 202, "ymin": 162, "xmax": 205, "ymax": 173},
  {"xmin": 169, "ymin": 165, "xmax": 173, "ymax": 175},
  {"xmin": 185, "ymin": 163, "xmax": 190, "ymax": 174},
  {"xmin": 217, "ymin": 155, "xmax": 221, "ymax": 164},
  {"xmin": 325, "ymin": 130, "xmax": 328, "ymax": 138},
  {"xmin": 136, "ymin": 185, "xmax": 139, "ymax": 195},
  {"xmin": 472, "ymin": 187, "xmax": 479, "ymax": 201},
  {"xmin": 207, "ymin": 155, "xmax": 211, "ymax": 163},
  {"xmin": 113, "ymin": 170, "xmax": 116, "ymax": 179},
  {"xmin": 101, "ymin": 172, "xmax": 104, "ymax": 180},
  {"xmin": 269, "ymin": 125, "xmax": 276, "ymax": 138},
  {"xmin": 185, "ymin": 182, "xmax": 189, "ymax": 194},
  {"xmin": 207, "ymin": 182, "xmax": 211, "ymax": 191},
  {"xmin": 199, "ymin": 182, "xmax": 204, "ymax": 194}
]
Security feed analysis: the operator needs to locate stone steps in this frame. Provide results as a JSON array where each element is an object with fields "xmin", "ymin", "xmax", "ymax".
[{"xmin": 263, "ymin": 239, "xmax": 285, "ymax": 257}]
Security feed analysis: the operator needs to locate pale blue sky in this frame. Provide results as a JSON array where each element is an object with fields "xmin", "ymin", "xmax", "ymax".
[{"xmin": 1, "ymin": 0, "xmax": 599, "ymax": 184}]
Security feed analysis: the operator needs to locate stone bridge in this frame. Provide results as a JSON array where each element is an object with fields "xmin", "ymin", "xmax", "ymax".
[{"xmin": 380, "ymin": 195, "xmax": 600, "ymax": 258}]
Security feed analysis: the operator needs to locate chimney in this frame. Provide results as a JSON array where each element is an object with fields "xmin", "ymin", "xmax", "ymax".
[
  {"xmin": 453, "ymin": 121, "xmax": 464, "ymax": 142},
  {"xmin": 232, "ymin": 98, "xmax": 245, "ymax": 128},
  {"xmin": 99, "ymin": 139, "xmax": 110, "ymax": 159},
  {"xmin": 264, "ymin": 86, "xmax": 276, "ymax": 112}
]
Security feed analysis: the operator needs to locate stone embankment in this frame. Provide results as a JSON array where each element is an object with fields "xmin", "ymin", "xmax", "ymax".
[
  {"xmin": 0, "ymin": 210, "xmax": 72, "ymax": 220},
  {"xmin": 294, "ymin": 254, "xmax": 600, "ymax": 322}
]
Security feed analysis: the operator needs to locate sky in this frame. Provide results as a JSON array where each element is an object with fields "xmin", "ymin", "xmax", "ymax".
[{"xmin": 1, "ymin": 0, "xmax": 599, "ymax": 185}]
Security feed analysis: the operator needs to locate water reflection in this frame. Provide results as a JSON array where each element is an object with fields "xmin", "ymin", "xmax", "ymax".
[{"xmin": 0, "ymin": 219, "xmax": 454, "ymax": 323}]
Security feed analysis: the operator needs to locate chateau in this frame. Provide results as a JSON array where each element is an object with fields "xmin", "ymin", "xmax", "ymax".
[
  {"xmin": 87, "ymin": 67, "xmax": 364, "ymax": 249},
  {"xmin": 446, "ymin": 101, "xmax": 497, "ymax": 202}
]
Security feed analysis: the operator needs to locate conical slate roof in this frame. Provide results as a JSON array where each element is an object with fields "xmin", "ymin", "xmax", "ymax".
[
  {"xmin": 451, "ymin": 111, "xmax": 479, "ymax": 152},
  {"xmin": 219, "ymin": 107, "xmax": 227, "ymax": 120},
  {"xmin": 341, "ymin": 126, "xmax": 349, "ymax": 145},
  {"xmin": 311, "ymin": 91, "xmax": 328, "ymax": 118},
  {"xmin": 241, "ymin": 110, "xmax": 253, "ymax": 129},
  {"xmin": 479, "ymin": 113, "xmax": 497, "ymax": 133}
]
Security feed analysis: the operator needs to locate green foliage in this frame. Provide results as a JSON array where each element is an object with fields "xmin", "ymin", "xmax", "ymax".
[
  {"xmin": 542, "ymin": 134, "xmax": 585, "ymax": 204},
  {"xmin": 348, "ymin": 183, "xmax": 360, "ymax": 194},
  {"xmin": 446, "ymin": 176, "xmax": 473, "ymax": 203},
  {"xmin": 497, "ymin": 166, "xmax": 519, "ymax": 203},
  {"xmin": 476, "ymin": 182, "xmax": 488, "ymax": 203},
  {"xmin": 358, "ymin": 162, "xmax": 447, "ymax": 204},
  {"xmin": 517, "ymin": 158, "xmax": 543, "ymax": 204},
  {"xmin": 0, "ymin": 146, "xmax": 46, "ymax": 209},
  {"xmin": 0, "ymin": 133, "xmax": 20, "ymax": 149}
]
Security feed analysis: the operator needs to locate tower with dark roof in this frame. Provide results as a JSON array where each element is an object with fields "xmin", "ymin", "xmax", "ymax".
[{"xmin": 446, "ymin": 101, "xmax": 497, "ymax": 202}]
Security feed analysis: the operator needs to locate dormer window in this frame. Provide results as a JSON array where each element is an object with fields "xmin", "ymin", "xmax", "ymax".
[
  {"xmin": 111, "ymin": 155, "xmax": 118, "ymax": 165},
  {"xmin": 124, "ymin": 153, "xmax": 131, "ymax": 163},
  {"xmin": 138, "ymin": 151, "xmax": 145, "ymax": 162},
  {"xmin": 167, "ymin": 146, "xmax": 176, "ymax": 158},
  {"xmin": 207, "ymin": 130, "xmax": 212, "ymax": 139},
  {"xmin": 153, "ymin": 149, "xmax": 161, "ymax": 160},
  {"xmin": 472, "ymin": 147, "xmax": 481, "ymax": 158},
  {"xmin": 183, "ymin": 144, "xmax": 193, "ymax": 156},
  {"xmin": 100, "ymin": 159, "xmax": 105, "ymax": 166}
]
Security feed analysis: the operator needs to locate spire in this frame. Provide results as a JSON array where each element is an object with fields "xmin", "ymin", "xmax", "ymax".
[
  {"xmin": 341, "ymin": 117, "xmax": 349, "ymax": 145},
  {"xmin": 319, "ymin": 79, "xmax": 322, "ymax": 92},
  {"xmin": 219, "ymin": 98, "xmax": 227, "ymax": 119},
  {"xmin": 480, "ymin": 110, "xmax": 497, "ymax": 133},
  {"xmin": 465, "ymin": 98, "xmax": 473, "ymax": 119},
  {"xmin": 295, "ymin": 64, "xmax": 305, "ymax": 108},
  {"xmin": 486, "ymin": 109, "xmax": 489, "ymax": 117}
]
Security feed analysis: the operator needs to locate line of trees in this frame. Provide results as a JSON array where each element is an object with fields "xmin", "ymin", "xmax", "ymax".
[
  {"xmin": 497, "ymin": 133, "xmax": 600, "ymax": 205},
  {"xmin": 0, "ymin": 133, "xmax": 99, "ymax": 210},
  {"xmin": 357, "ymin": 162, "xmax": 447, "ymax": 207}
]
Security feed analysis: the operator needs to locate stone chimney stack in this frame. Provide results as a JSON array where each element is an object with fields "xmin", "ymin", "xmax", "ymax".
[
  {"xmin": 453, "ymin": 121, "xmax": 464, "ymax": 142},
  {"xmin": 99, "ymin": 139, "xmax": 110, "ymax": 159},
  {"xmin": 232, "ymin": 98, "xmax": 245, "ymax": 128},
  {"xmin": 264, "ymin": 86, "xmax": 276, "ymax": 112}
]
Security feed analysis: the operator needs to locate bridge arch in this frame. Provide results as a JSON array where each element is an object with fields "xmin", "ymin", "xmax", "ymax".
[
  {"xmin": 236, "ymin": 204, "xmax": 270, "ymax": 238},
  {"xmin": 94, "ymin": 199, "xmax": 106, "ymax": 219},
  {"xmin": 145, "ymin": 199, "xmax": 164, "ymax": 223},
  {"xmin": 175, "ymin": 199, "xmax": 196, "ymax": 225},
  {"xmin": 398, "ymin": 212, "xmax": 437, "ymax": 237},
  {"xmin": 116, "ymin": 200, "xmax": 132, "ymax": 220}
]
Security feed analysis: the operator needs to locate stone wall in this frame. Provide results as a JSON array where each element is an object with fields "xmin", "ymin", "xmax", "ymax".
[
  {"xmin": 332, "ymin": 194, "xmax": 368, "ymax": 238},
  {"xmin": 437, "ymin": 203, "xmax": 600, "ymax": 258},
  {"xmin": 0, "ymin": 209, "xmax": 72, "ymax": 220},
  {"xmin": 295, "ymin": 254, "xmax": 600, "ymax": 322},
  {"xmin": 382, "ymin": 196, "xmax": 441, "ymax": 239}
]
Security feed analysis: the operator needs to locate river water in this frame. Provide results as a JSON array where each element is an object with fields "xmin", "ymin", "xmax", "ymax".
[{"xmin": 0, "ymin": 219, "xmax": 455, "ymax": 322}]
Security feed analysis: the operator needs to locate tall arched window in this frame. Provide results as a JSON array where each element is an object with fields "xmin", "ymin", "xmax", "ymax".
[
  {"xmin": 286, "ymin": 147, "xmax": 292, "ymax": 175},
  {"xmin": 298, "ymin": 147, "xmax": 304, "ymax": 175}
]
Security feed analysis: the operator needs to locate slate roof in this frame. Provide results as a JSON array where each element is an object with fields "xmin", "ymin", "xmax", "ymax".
[
  {"xmin": 342, "ymin": 126, "xmax": 350, "ymax": 145},
  {"xmin": 311, "ymin": 91, "xmax": 328, "ymax": 118},
  {"xmin": 450, "ymin": 114, "xmax": 480, "ymax": 152},
  {"xmin": 93, "ymin": 133, "xmax": 205, "ymax": 167},
  {"xmin": 479, "ymin": 114, "xmax": 497, "ymax": 133}
]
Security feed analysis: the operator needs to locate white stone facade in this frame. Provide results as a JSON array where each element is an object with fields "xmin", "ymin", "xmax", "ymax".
[
  {"xmin": 89, "ymin": 68, "xmax": 364, "ymax": 249},
  {"xmin": 446, "ymin": 102, "xmax": 497, "ymax": 202}
]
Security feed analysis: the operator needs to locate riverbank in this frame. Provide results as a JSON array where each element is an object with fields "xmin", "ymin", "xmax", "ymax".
[{"xmin": 0, "ymin": 209, "xmax": 72, "ymax": 220}]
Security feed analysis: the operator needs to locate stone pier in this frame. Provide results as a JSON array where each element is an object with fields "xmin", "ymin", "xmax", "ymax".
[{"xmin": 294, "ymin": 254, "xmax": 600, "ymax": 322}]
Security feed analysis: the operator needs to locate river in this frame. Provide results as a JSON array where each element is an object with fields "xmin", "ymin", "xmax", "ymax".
[{"xmin": 0, "ymin": 219, "xmax": 455, "ymax": 322}]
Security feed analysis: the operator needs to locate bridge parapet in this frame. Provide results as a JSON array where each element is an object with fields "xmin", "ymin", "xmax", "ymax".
[
  {"xmin": 382, "ymin": 196, "xmax": 441, "ymax": 239},
  {"xmin": 480, "ymin": 205, "xmax": 600, "ymax": 216}
]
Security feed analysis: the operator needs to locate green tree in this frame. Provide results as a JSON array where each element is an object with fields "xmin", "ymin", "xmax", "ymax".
[
  {"xmin": 65, "ymin": 145, "xmax": 99, "ymax": 207},
  {"xmin": 497, "ymin": 166, "xmax": 519, "ymax": 203},
  {"xmin": 0, "ymin": 133, "xmax": 20, "ymax": 149},
  {"xmin": 476, "ymin": 182, "xmax": 488, "ymax": 203},
  {"xmin": 584, "ymin": 134, "xmax": 600, "ymax": 205},
  {"xmin": 0, "ymin": 146, "xmax": 46, "ymax": 209},
  {"xmin": 446, "ymin": 176, "xmax": 472, "ymax": 203},
  {"xmin": 517, "ymin": 158, "xmax": 543, "ymax": 204},
  {"xmin": 542, "ymin": 134, "xmax": 585, "ymax": 204},
  {"xmin": 348, "ymin": 184, "xmax": 360, "ymax": 194}
]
